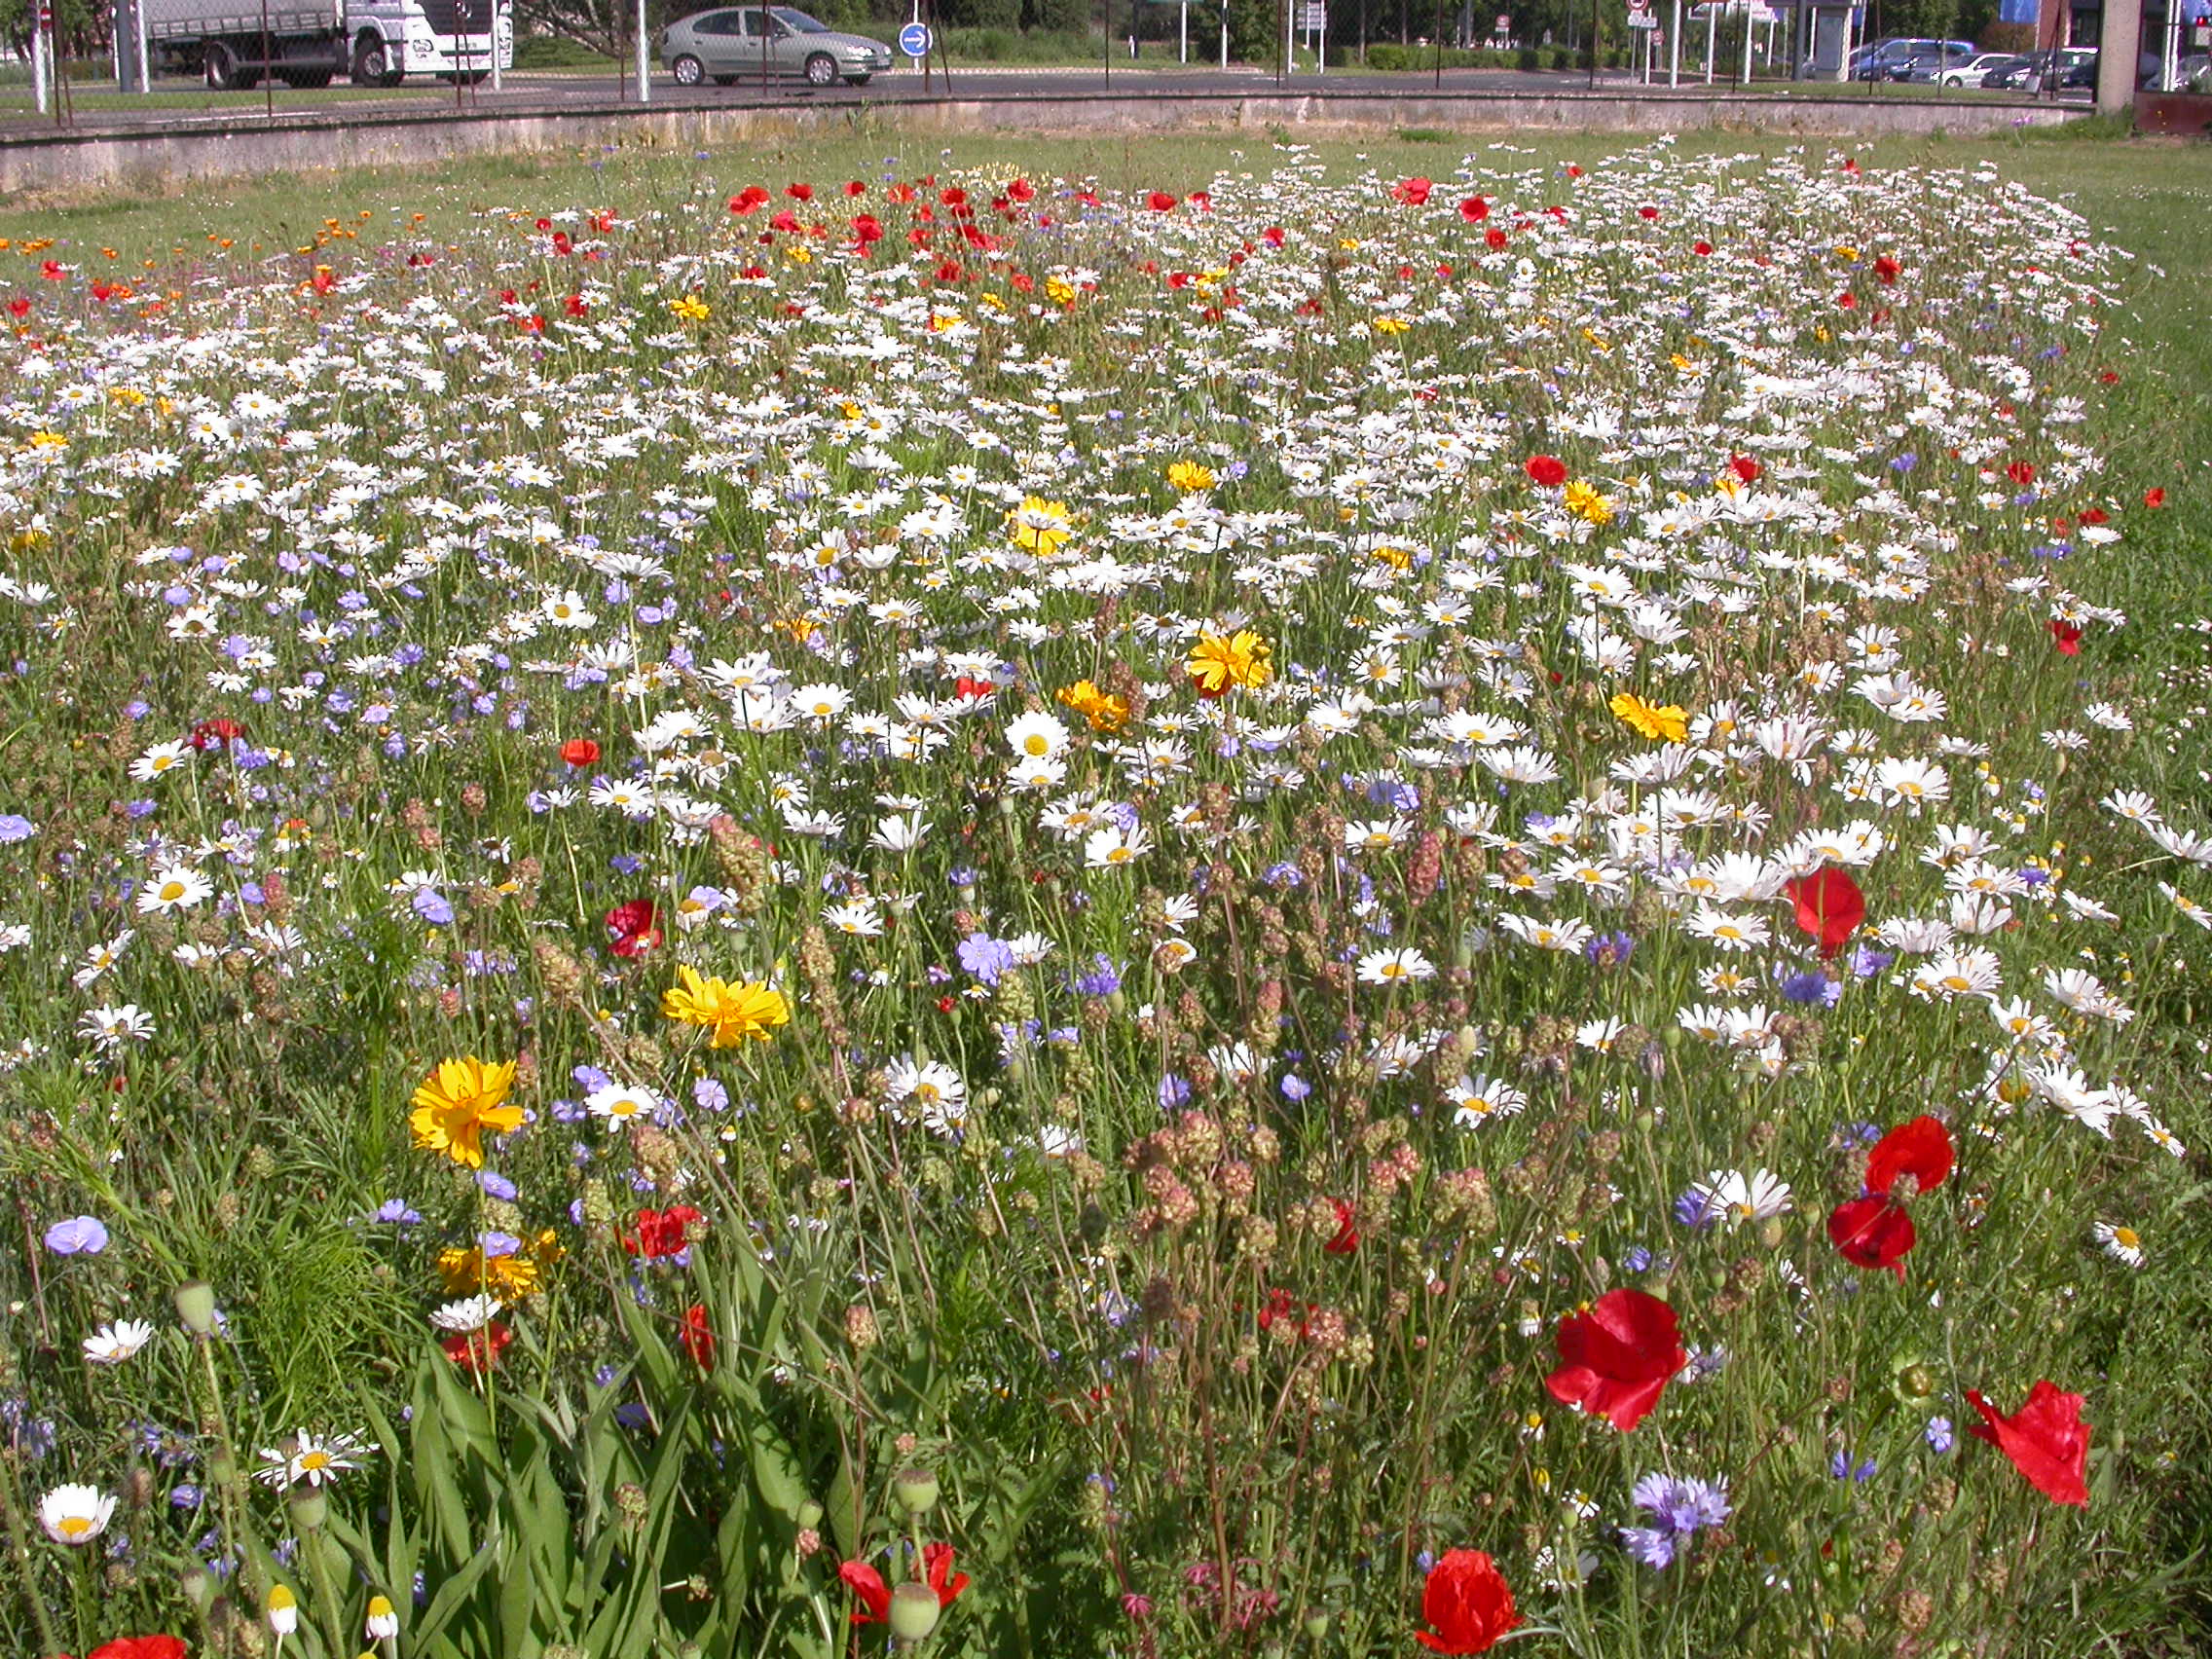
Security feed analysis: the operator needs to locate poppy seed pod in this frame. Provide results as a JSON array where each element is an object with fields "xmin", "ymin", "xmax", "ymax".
[
  {"xmin": 889, "ymin": 1581, "xmax": 942, "ymax": 1641},
  {"xmin": 173, "ymin": 1280, "xmax": 217, "ymax": 1336},
  {"xmin": 894, "ymin": 1466, "xmax": 940, "ymax": 1515}
]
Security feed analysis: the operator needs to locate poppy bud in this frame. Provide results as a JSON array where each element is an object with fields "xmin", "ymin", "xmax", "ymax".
[
  {"xmin": 797, "ymin": 1499, "xmax": 825, "ymax": 1530},
  {"xmin": 894, "ymin": 1466, "xmax": 940, "ymax": 1515},
  {"xmin": 180, "ymin": 1563, "xmax": 213, "ymax": 1611},
  {"xmin": 173, "ymin": 1279, "xmax": 218, "ymax": 1336},
  {"xmin": 288, "ymin": 1488, "xmax": 328, "ymax": 1531},
  {"xmin": 889, "ymin": 1581, "xmax": 942, "ymax": 1641}
]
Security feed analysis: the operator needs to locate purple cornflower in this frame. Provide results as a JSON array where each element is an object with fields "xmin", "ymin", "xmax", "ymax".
[
  {"xmin": 371, "ymin": 1199, "xmax": 423, "ymax": 1227},
  {"xmin": 1584, "ymin": 930, "xmax": 1635, "ymax": 969},
  {"xmin": 1780, "ymin": 969, "xmax": 1840, "ymax": 1008},
  {"xmin": 1619, "ymin": 1472, "xmax": 1731, "ymax": 1570},
  {"xmin": 1074, "ymin": 954, "xmax": 1123, "ymax": 996},
  {"xmin": 1926, "ymin": 1417, "xmax": 1955, "ymax": 1455},
  {"xmin": 1829, "ymin": 1449, "xmax": 1877, "ymax": 1483}
]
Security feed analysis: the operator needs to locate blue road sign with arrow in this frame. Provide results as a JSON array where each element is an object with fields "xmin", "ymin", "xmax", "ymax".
[{"xmin": 899, "ymin": 21, "xmax": 932, "ymax": 55}]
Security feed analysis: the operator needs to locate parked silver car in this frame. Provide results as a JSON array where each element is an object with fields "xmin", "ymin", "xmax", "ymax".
[{"xmin": 660, "ymin": 6, "xmax": 892, "ymax": 88}]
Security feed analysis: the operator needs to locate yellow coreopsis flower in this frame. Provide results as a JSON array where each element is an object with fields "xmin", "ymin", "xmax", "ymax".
[
  {"xmin": 1165, "ymin": 460, "xmax": 1217, "ymax": 493},
  {"xmin": 1055, "ymin": 680, "xmax": 1130, "ymax": 733},
  {"xmin": 1609, "ymin": 692, "xmax": 1689, "ymax": 744},
  {"xmin": 668, "ymin": 293, "xmax": 710, "ymax": 321},
  {"xmin": 410, "ymin": 1058, "xmax": 522, "ymax": 1169},
  {"xmin": 1186, "ymin": 630, "xmax": 1273, "ymax": 699},
  {"xmin": 438, "ymin": 1229, "xmax": 564, "ymax": 1301},
  {"xmin": 662, "ymin": 966, "xmax": 789, "ymax": 1049},
  {"xmin": 1563, "ymin": 480, "xmax": 1613, "ymax": 526},
  {"xmin": 1007, "ymin": 496, "xmax": 1072, "ymax": 557},
  {"xmin": 1044, "ymin": 275, "xmax": 1077, "ymax": 305}
]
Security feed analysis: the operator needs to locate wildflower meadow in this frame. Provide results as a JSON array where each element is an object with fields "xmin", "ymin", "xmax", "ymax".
[{"xmin": 1, "ymin": 130, "xmax": 2210, "ymax": 1658}]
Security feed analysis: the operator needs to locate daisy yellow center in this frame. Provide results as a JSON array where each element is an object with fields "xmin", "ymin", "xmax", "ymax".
[
  {"xmin": 160, "ymin": 881, "xmax": 187, "ymax": 902},
  {"xmin": 56, "ymin": 1517, "xmax": 92, "ymax": 1539},
  {"xmin": 1024, "ymin": 734, "xmax": 1050, "ymax": 756},
  {"xmin": 2112, "ymin": 1227, "xmax": 2139, "ymax": 1249},
  {"xmin": 299, "ymin": 1452, "xmax": 332, "ymax": 1472}
]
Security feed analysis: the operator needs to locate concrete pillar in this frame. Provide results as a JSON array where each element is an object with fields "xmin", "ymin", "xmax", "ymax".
[{"xmin": 2096, "ymin": 0, "xmax": 2141, "ymax": 110}]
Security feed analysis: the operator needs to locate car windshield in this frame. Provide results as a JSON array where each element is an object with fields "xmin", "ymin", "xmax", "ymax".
[{"xmin": 771, "ymin": 7, "xmax": 831, "ymax": 30}]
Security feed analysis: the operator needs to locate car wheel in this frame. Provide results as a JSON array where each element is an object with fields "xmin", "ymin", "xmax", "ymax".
[
  {"xmin": 804, "ymin": 51, "xmax": 837, "ymax": 86},
  {"xmin": 672, "ymin": 53, "xmax": 704, "ymax": 86}
]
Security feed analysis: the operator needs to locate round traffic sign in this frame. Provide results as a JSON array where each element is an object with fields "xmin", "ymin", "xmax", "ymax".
[{"xmin": 899, "ymin": 21, "xmax": 932, "ymax": 55}]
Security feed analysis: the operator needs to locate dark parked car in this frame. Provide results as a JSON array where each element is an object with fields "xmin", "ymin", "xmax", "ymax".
[
  {"xmin": 1983, "ymin": 47, "xmax": 2094, "ymax": 90},
  {"xmin": 1894, "ymin": 43, "xmax": 1979, "ymax": 80}
]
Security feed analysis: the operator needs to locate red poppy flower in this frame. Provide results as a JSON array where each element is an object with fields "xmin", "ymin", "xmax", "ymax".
[
  {"xmin": 90, "ymin": 1639, "xmax": 189, "ymax": 1659},
  {"xmin": 1785, "ymin": 866, "xmax": 1863, "ymax": 959},
  {"xmin": 1257, "ymin": 1287, "xmax": 1313, "ymax": 1337},
  {"xmin": 1692, "ymin": 240, "xmax": 1714, "ymax": 255},
  {"xmin": 1729, "ymin": 453, "xmax": 1761, "ymax": 484},
  {"xmin": 1414, "ymin": 1548, "xmax": 1518, "ymax": 1654},
  {"xmin": 1147, "ymin": 191, "xmax": 1179, "ymax": 212},
  {"xmin": 564, "ymin": 292, "xmax": 589, "ymax": 316},
  {"xmin": 839, "ymin": 1560, "xmax": 892, "ymax": 1625},
  {"xmin": 1967, "ymin": 1380, "xmax": 2090, "ymax": 1507},
  {"xmin": 1836, "ymin": 290, "xmax": 1857, "ymax": 310},
  {"xmin": 2049, "ymin": 618, "xmax": 2083, "ymax": 656},
  {"xmin": 1826, "ymin": 1196, "xmax": 1917, "ymax": 1274},
  {"xmin": 1458, "ymin": 194, "xmax": 1490, "ymax": 222},
  {"xmin": 1637, "ymin": 204, "xmax": 1659, "ymax": 221},
  {"xmin": 1566, "ymin": 164, "xmax": 1583, "ymax": 177},
  {"xmin": 1544, "ymin": 1288, "xmax": 1685, "ymax": 1431},
  {"xmin": 954, "ymin": 676, "xmax": 995, "ymax": 700},
  {"xmin": 1392, "ymin": 176, "xmax": 1434, "ymax": 205},
  {"xmin": 604, "ymin": 899, "xmax": 661, "ymax": 958},
  {"xmin": 623, "ymin": 1205, "xmax": 702, "ymax": 1259},
  {"xmin": 1008, "ymin": 177, "xmax": 1034, "ymax": 202},
  {"xmin": 559, "ymin": 737, "xmax": 601, "ymax": 768},
  {"xmin": 1484, "ymin": 227, "xmax": 1508, "ymax": 251},
  {"xmin": 680, "ymin": 1303, "xmax": 715, "ymax": 1370},
  {"xmin": 924, "ymin": 1542, "xmax": 971, "ymax": 1606},
  {"xmin": 1525, "ymin": 455, "xmax": 1568, "ymax": 488},
  {"xmin": 1828, "ymin": 1115, "xmax": 1951, "ymax": 1276},
  {"xmin": 784, "ymin": 181, "xmax": 813, "ymax": 202},
  {"xmin": 441, "ymin": 1322, "xmax": 512, "ymax": 1374},
  {"xmin": 1262, "ymin": 225, "xmax": 1285, "ymax": 247},
  {"xmin": 1323, "ymin": 1199, "xmax": 1359, "ymax": 1256},
  {"xmin": 1873, "ymin": 254, "xmax": 1900, "ymax": 283},
  {"xmin": 1865, "ymin": 1115, "xmax": 1953, "ymax": 1198},
  {"xmin": 189, "ymin": 718, "xmax": 246, "ymax": 752},
  {"xmin": 2144, "ymin": 486, "xmax": 2166, "ymax": 508}
]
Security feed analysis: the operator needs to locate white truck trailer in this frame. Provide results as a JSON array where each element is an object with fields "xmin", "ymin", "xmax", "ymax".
[{"xmin": 141, "ymin": 0, "xmax": 512, "ymax": 90}]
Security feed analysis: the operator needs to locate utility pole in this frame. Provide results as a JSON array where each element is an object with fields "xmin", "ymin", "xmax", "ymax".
[{"xmin": 1586, "ymin": 0, "xmax": 1597, "ymax": 86}]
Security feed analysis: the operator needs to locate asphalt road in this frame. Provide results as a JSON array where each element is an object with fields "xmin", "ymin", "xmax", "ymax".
[{"xmin": 3, "ymin": 64, "xmax": 2077, "ymax": 134}]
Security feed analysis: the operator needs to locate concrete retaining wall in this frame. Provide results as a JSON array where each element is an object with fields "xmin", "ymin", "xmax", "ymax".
[{"xmin": 0, "ymin": 89, "xmax": 2083, "ymax": 200}]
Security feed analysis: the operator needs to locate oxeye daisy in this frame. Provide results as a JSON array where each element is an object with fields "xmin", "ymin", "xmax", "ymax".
[{"xmin": 2090, "ymin": 1221, "xmax": 2144, "ymax": 1268}]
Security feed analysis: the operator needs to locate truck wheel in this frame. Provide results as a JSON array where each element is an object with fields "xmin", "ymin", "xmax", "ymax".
[
  {"xmin": 803, "ymin": 51, "xmax": 837, "ymax": 85},
  {"xmin": 204, "ymin": 41, "xmax": 248, "ymax": 90},
  {"xmin": 352, "ymin": 35, "xmax": 402, "ymax": 87}
]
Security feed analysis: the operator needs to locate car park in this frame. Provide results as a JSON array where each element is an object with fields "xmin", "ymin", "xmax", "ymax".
[
  {"xmin": 659, "ymin": 6, "xmax": 893, "ymax": 88},
  {"xmin": 1981, "ymin": 46, "xmax": 2094, "ymax": 90}
]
